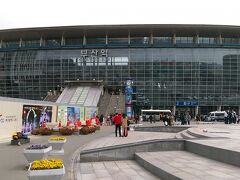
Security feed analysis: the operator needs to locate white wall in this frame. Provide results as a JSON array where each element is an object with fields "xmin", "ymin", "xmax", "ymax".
[
  {"xmin": 0, "ymin": 101, "xmax": 22, "ymax": 138},
  {"xmin": 0, "ymin": 99, "xmax": 58, "ymax": 139}
]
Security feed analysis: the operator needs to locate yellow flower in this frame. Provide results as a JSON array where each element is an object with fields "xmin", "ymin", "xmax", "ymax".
[
  {"xmin": 49, "ymin": 136, "xmax": 66, "ymax": 141},
  {"xmin": 31, "ymin": 159, "xmax": 63, "ymax": 170}
]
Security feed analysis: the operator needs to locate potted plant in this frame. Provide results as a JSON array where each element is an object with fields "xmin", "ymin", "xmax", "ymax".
[
  {"xmin": 11, "ymin": 132, "xmax": 30, "ymax": 145},
  {"xmin": 48, "ymin": 137, "xmax": 66, "ymax": 155},
  {"xmin": 27, "ymin": 159, "xmax": 65, "ymax": 180},
  {"xmin": 59, "ymin": 126, "xmax": 74, "ymax": 136},
  {"xmin": 24, "ymin": 144, "xmax": 52, "ymax": 163},
  {"xmin": 39, "ymin": 127, "xmax": 53, "ymax": 135}
]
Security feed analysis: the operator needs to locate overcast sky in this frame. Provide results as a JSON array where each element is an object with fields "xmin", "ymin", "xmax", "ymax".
[{"xmin": 0, "ymin": 0, "xmax": 239, "ymax": 30}]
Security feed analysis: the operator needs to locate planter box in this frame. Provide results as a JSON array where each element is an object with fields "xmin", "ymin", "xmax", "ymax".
[
  {"xmin": 24, "ymin": 146, "xmax": 52, "ymax": 163},
  {"xmin": 11, "ymin": 138, "xmax": 30, "ymax": 145},
  {"xmin": 48, "ymin": 139, "xmax": 66, "ymax": 155},
  {"xmin": 27, "ymin": 164, "xmax": 65, "ymax": 180}
]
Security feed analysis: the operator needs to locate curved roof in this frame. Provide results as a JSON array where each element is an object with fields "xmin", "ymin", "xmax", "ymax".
[{"xmin": 0, "ymin": 24, "xmax": 240, "ymax": 41}]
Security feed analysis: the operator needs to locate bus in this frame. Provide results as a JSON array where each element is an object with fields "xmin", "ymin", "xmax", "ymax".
[{"xmin": 141, "ymin": 109, "xmax": 172, "ymax": 121}]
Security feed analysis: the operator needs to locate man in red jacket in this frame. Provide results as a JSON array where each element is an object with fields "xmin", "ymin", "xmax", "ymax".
[{"xmin": 113, "ymin": 113, "xmax": 122, "ymax": 137}]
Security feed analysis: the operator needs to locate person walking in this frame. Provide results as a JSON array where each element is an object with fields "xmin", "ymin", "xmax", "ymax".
[
  {"xmin": 185, "ymin": 112, "xmax": 191, "ymax": 125},
  {"xmin": 113, "ymin": 113, "xmax": 122, "ymax": 137},
  {"xmin": 121, "ymin": 113, "xmax": 128, "ymax": 137},
  {"xmin": 149, "ymin": 115, "xmax": 153, "ymax": 123},
  {"xmin": 99, "ymin": 114, "xmax": 104, "ymax": 126},
  {"xmin": 180, "ymin": 113, "xmax": 185, "ymax": 125}
]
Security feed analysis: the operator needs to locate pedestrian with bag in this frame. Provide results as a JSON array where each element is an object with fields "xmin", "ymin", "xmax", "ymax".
[
  {"xmin": 121, "ymin": 113, "xmax": 128, "ymax": 137},
  {"xmin": 113, "ymin": 113, "xmax": 122, "ymax": 137}
]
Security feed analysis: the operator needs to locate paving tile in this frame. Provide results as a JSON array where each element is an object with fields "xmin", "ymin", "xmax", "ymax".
[
  {"xmin": 138, "ymin": 171, "xmax": 160, "ymax": 180},
  {"xmin": 121, "ymin": 168, "xmax": 138, "ymax": 176},
  {"xmin": 98, "ymin": 178, "xmax": 114, "ymax": 180},
  {"xmin": 112, "ymin": 173, "xmax": 132, "ymax": 180},
  {"xmin": 92, "ymin": 162, "xmax": 105, "ymax": 170},
  {"xmin": 94, "ymin": 169, "xmax": 111, "ymax": 178},
  {"xmin": 81, "ymin": 173, "xmax": 97, "ymax": 180}
]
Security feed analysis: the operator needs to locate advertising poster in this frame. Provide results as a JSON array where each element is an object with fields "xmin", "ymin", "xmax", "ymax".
[
  {"xmin": 126, "ymin": 106, "xmax": 132, "ymax": 118},
  {"xmin": 57, "ymin": 106, "xmax": 68, "ymax": 126},
  {"xmin": 58, "ymin": 106, "xmax": 84, "ymax": 125},
  {"xmin": 125, "ymin": 94, "xmax": 132, "ymax": 105},
  {"xmin": 22, "ymin": 105, "xmax": 52, "ymax": 133},
  {"xmin": 67, "ymin": 106, "xmax": 80, "ymax": 124},
  {"xmin": 80, "ymin": 107, "xmax": 85, "ymax": 122},
  {"xmin": 125, "ymin": 79, "xmax": 133, "ymax": 118},
  {"xmin": 85, "ymin": 107, "xmax": 98, "ymax": 120}
]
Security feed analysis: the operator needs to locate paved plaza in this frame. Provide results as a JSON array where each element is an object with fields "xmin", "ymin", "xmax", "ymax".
[{"xmin": 1, "ymin": 122, "xmax": 240, "ymax": 179}]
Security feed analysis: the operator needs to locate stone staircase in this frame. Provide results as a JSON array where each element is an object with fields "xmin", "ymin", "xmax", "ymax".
[
  {"xmin": 97, "ymin": 92, "xmax": 111, "ymax": 116},
  {"xmin": 175, "ymin": 127, "xmax": 218, "ymax": 139},
  {"xmin": 135, "ymin": 151, "xmax": 240, "ymax": 180},
  {"xmin": 43, "ymin": 91, "xmax": 60, "ymax": 102},
  {"xmin": 105, "ymin": 94, "xmax": 125, "ymax": 115},
  {"xmin": 80, "ymin": 138, "xmax": 240, "ymax": 180},
  {"xmin": 78, "ymin": 124, "xmax": 240, "ymax": 180}
]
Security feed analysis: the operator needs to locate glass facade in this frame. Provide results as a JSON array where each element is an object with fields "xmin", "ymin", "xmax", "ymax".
[
  {"xmin": 1, "ymin": 47, "xmax": 240, "ymax": 113},
  {"xmin": 1, "ymin": 25, "xmax": 240, "ymax": 114}
]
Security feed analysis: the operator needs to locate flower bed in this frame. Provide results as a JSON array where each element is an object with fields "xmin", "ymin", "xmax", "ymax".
[
  {"xmin": 59, "ymin": 126, "xmax": 74, "ymax": 136},
  {"xmin": 31, "ymin": 128, "xmax": 40, "ymax": 135},
  {"xmin": 49, "ymin": 137, "xmax": 65, "ymax": 141},
  {"xmin": 48, "ymin": 137, "xmax": 66, "ymax": 155},
  {"xmin": 28, "ymin": 159, "xmax": 65, "ymax": 180},
  {"xmin": 30, "ymin": 159, "xmax": 63, "ymax": 170},
  {"xmin": 27, "ymin": 144, "xmax": 49, "ymax": 150},
  {"xmin": 38, "ymin": 127, "xmax": 52, "ymax": 135},
  {"xmin": 24, "ymin": 145, "xmax": 52, "ymax": 163},
  {"xmin": 11, "ymin": 132, "xmax": 30, "ymax": 145},
  {"xmin": 79, "ymin": 125, "xmax": 97, "ymax": 135}
]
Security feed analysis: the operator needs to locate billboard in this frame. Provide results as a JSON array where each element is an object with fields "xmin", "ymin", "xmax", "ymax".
[
  {"xmin": 22, "ymin": 105, "xmax": 52, "ymax": 133},
  {"xmin": 67, "ymin": 106, "xmax": 80, "ymax": 124},
  {"xmin": 125, "ymin": 79, "xmax": 133, "ymax": 118},
  {"xmin": 57, "ymin": 106, "xmax": 84, "ymax": 126},
  {"xmin": 85, "ymin": 107, "xmax": 98, "ymax": 120}
]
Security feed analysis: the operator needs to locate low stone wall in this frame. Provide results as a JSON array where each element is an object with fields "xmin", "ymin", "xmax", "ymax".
[
  {"xmin": 134, "ymin": 126, "xmax": 189, "ymax": 133},
  {"xmin": 80, "ymin": 139, "xmax": 184, "ymax": 162},
  {"xmin": 185, "ymin": 140, "xmax": 240, "ymax": 167},
  {"xmin": 135, "ymin": 153, "xmax": 181, "ymax": 180}
]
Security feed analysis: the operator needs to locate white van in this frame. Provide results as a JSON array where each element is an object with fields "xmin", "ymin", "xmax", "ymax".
[{"xmin": 206, "ymin": 111, "xmax": 227, "ymax": 121}]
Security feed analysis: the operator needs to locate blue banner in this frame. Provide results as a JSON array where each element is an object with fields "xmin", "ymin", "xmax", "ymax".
[{"xmin": 176, "ymin": 101, "xmax": 198, "ymax": 106}]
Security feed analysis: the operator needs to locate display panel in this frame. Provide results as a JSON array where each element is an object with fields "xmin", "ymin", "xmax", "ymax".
[{"xmin": 22, "ymin": 105, "xmax": 52, "ymax": 133}]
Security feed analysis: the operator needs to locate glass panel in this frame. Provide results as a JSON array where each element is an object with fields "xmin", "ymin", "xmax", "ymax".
[
  {"xmin": 3, "ymin": 41, "xmax": 19, "ymax": 48},
  {"xmin": 65, "ymin": 38, "xmax": 83, "ymax": 46},
  {"xmin": 86, "ymin": 38, "xmax": 106, "ymax": 45},
  {"xmin": 153, "ymin": 37, "xmax": 172, "ymax": 44},
  {"xmin": 130, "ymin": 37, "xmax": 150, "ymax": 45},
  {"xmin": 22, "ymin": 40, "xmax": 40, "ymax": 47},
  {"xmin": 176, "ymin": 37, "xmax": 194, "ymax": 44},
  {"xmin": 108, "ymin": 37, "xmax": 128, "ymax": 45},
  {"xmin": 199, "ymin": 37, "xmax": 218, "ymax": 44},
  {"xmin": 222, "ymin": 38, "xmax": 240, "ymax": 45},
  {"xmin": 44, "ymin": 39, "xmax": 61, "ymax": 47}
]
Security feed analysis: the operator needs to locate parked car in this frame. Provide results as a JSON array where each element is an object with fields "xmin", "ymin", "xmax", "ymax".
[{"xmin": 206, "ymin": 111, "xmax": 226, "ymax": 121}]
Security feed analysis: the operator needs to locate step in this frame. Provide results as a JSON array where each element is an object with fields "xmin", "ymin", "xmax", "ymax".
[
  {"xmin": 187, "ymin": 128, "xmax": 210, "ymax": 138},
  {"xmin": 180, "ymin": 130, "xmax": 196, "ymax": 139},
  {"xmin": 185, "ymin": 139, "xmax": 240, "ymax": 167},
  {"xmin": 77, "ymin": 160, "xmax": 160, "ymax": 180},
  {"xmin": 174, "ymin": 133, "xmax": 183, "ymax": 139},
  {"xmin": 135, "ymin": 151, "xmax": 240, "ymax": 180}
]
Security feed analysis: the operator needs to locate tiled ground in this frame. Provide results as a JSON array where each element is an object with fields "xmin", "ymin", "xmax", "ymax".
[
  {"xmin": 136, "ymin": 151, "xmax": 240, "ymax": 180},
  {"xmin": 82, "ymin": 131, "xmax": 176, "ymax": 151},
  {"xmin": 76, "ymin": 160, "xmax": 160, "ymax": 180}
]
